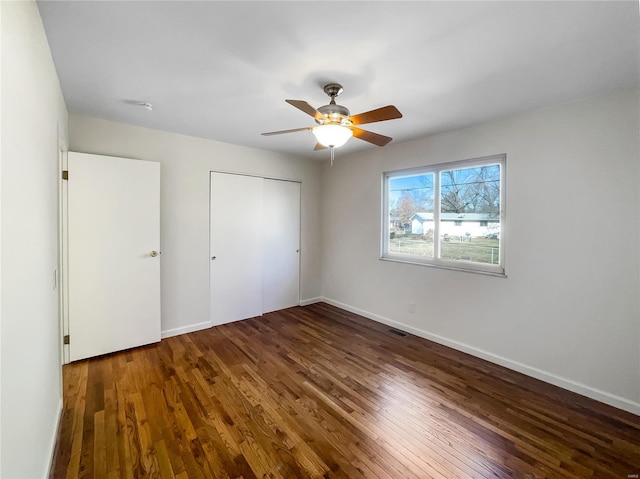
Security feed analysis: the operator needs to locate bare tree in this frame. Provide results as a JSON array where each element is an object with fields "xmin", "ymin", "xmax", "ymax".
[
  {"xmin": 440, "ymin": 166, "xmax": 500, "ymax": 214},
  {"xmin": 415, "ymin": 175, "xmax": 434, "ymax": 212},
  {"xmin": 441, "ymin": 170, "xmax": 479, "ymax": 213},
  {"xmin": 395, "ymin": 191, "xmax": 417, "ymax": 229},
  {"xmin": 474, "ymin": 166, "xmax": 500, "ymax": 215}
]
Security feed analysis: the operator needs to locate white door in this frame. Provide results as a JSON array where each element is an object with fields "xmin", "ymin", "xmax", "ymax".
[
  {"xmin": 209, "ymin": 173, "xmax": 300, "ymax": 325},
  {"xmin": 262, "ymin": 179, "xmax": 300, "ymax": 313},
  {"xmin": 209, "ymin": 172, "xmax": 263, "ymax": 325},
  {"xmin": 67, "ymin": 152, "xmax": 161, "ymax": 361}
]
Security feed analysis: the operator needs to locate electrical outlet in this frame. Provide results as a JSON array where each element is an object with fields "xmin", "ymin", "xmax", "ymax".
[{"xmin": 408, "ymin": 302, "xmax": 415, "ymax": 313}]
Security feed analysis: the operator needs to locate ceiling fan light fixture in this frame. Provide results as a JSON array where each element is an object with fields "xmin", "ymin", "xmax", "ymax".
[
  {"xmin": 261, "ymin": 83, "xmax": 401, "ymax": 153},
  {"xmin": 312, "ymin": 124, "xmax": 353, "ymax": 148}
]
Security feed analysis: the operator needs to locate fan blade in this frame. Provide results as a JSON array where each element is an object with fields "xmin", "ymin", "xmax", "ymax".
[
  {"xmin": 261, "ymin": 126, "xmax": 313, "ymax": 136},
  {"xmin": 286, "ymin": 100, "xmax": 324, "ymax": 120},
  {"xmin": 314, "ymin": 143, "xmax": 328, "ymax": 151},
  {"xmin": 351, "ymin": 127, "xmax": 393, "ymax": 147},
  {"xmin": 347, "ymin": 105, "xmax": 402, "ymax": 125}
]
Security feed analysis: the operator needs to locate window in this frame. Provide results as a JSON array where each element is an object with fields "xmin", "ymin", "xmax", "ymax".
[{"xmin": 382, "ymin": 154, "xmax": 505, "ymax": 276}]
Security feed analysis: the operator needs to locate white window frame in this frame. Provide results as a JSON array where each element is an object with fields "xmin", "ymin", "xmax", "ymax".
[{"xmin": 381, "ymin": 154, "xmax": 506, "ymax": 276}]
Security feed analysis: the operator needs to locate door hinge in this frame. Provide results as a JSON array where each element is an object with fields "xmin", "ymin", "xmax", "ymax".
[
  {"xmin": 62, "ymin": 170, "xmax": 69, "ymax": 180},
  {"xmin": 63, "ymin": 334, "xmax": 70, "ymax": 345}
]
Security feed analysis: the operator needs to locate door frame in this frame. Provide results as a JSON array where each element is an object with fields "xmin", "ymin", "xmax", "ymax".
[{"xmin": 58, "ymin": 130, "xmax": 69, "ymax": 364}]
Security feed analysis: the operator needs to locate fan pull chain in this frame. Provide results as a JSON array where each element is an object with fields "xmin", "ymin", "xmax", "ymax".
[{"xmin": 330, "ymin": 146, "xmax": 335, "ymax": 166}]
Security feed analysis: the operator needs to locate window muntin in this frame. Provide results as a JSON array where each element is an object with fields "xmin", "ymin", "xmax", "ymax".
[{"xmin": 383, "ymin": 155, "xmax": 505, "ymax": 275}]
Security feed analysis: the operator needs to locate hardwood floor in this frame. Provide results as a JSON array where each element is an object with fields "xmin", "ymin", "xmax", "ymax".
[{"xmin": 51, "ymin": 302, "xmax": 640, "ymax": 478}]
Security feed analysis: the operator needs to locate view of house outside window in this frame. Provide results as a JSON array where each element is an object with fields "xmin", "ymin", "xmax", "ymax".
[{"xmin": 383, "ymin": 154, "xmax": 505, "ymax": 275}]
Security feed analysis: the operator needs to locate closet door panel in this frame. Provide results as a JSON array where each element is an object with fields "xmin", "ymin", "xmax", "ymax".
[
  {"xmin": 209, "ymin": 172, "xmax": 263, "ymax": 325},
  {"xmin": 262, "ymin": 179, "xmax": 301, "ymax": 313}
]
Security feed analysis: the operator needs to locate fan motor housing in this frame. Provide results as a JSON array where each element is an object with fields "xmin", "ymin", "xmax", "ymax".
[{"xmin": 317, "ymin": 103, "xmax": 351, "ymax": 124}]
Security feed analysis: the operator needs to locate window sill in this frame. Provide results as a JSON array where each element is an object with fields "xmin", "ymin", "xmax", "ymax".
[{"xmin": 380, "ymin": 254, "xmax": 507, "ymax": 278}]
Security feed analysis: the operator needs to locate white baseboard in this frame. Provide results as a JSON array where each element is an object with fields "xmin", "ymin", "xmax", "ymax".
[
  {"xmin": 319, "ymin": 297, "xmax": 640, "ymax": 416},
  {"xmin": 299, "ymin": 297, "xmax": 323, "ymax": 306},
  {"xmin": 161, "ymin": 320, "xmax": 212, "ymax": 339},
  {"xmin": 46, "ymin": 398, "xmax": 64, "ymax": 478}
]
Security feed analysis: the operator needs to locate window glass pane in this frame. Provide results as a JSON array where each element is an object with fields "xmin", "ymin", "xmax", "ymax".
[
  {"xmin": 388, "ymin": 173, "xmax": 434, "ymax": 257},
  {"xmin": 382, "ymin": 155, "xmax": 505, "ymax": 275},
  {"xmin": 439, "ymin": 165, "xmax": 500, "ymax": 265}
]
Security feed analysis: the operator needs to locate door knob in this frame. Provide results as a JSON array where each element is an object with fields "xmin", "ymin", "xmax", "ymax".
[
  {"xmin": 150, "ymin": 250, "xmax": 159, "ymax": 257},
  {"xmin": 211, "ymin": 256, "xmax": 217, "ymax": 260}
]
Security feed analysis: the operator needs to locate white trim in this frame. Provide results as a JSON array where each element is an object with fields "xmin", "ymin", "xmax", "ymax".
[
  {"xmin": 46, "ymin": 399, "xmax": 64, "ymax": 479},
  {"xmin": 161, "ymin": 320, "xmax": 212, "ymax": 339},
  {"xmin": 379, "ymin": 255, "xmax": 507, "ymax": 277},
  {"xmin": 320, "ymin": 297, "xmax": 640, "ymax": 416},
  {"xmin": 58, "ymin": 135, "xmax": 69, "ymax": 365},
  {"xmin": 299, "ymin": 297, "xmax": 323, "ymax": 306},
  {"xmin": 210, "ymin": 168, "xmax": 301, "ymax": 184}
]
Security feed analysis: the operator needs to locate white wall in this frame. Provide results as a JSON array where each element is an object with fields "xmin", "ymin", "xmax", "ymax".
[
  {"xmin": 2, "ymin": 6, "xmax": 634, "ymax": 479},
  {"xmin": 1, "ymin": 1, "xmax": 69, "ymax": 477},
  {"xmin": 321, "ymin": 88, "xmax": 640, "ymax": 414},
  {"xmin": 69, "ymin": 116, "xmax": 323, "ymax": 337}
]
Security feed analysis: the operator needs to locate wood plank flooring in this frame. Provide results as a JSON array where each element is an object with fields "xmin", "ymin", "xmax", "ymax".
[{"xmin": 51, "ymin": 302, "xmax": 640, "ymax": 478}]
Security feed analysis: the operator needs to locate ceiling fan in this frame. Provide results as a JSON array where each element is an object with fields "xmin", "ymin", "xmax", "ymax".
[{"xmin": 262, "ymin": 83, "xmax": 402, "ymax": 163}]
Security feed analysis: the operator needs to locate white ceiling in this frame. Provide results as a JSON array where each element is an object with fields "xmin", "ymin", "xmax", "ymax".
[{"xmin": 38, "ymin": 1, "xmax": 639, "ymax": 160}]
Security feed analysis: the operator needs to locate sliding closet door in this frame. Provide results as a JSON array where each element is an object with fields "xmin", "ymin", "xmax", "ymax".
[
  {"xmin": 210, "ymin": 172, "xmax": 301, "ymax": 326},
  {"xmin": 209, "ymin": 172, "xmax": 263, "ymax": 325},
  {"xmin": 262, "ymin": 179, "xmax": 300, "ymax": 313}
]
